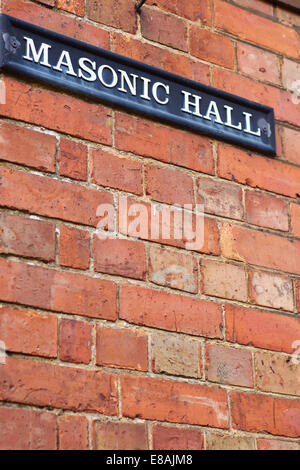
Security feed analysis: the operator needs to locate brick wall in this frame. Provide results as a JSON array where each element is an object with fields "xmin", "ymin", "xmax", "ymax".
[{"xmin": 0, "ymin": 0, "xmax": 300, "ymax": 450}]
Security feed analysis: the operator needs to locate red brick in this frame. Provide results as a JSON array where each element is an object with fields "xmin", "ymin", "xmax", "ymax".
[
  {"xmin": 145, "ymin": 165, "xmax": 194, "ymax": 206},
  {"xmin": 0, "ymin": 121, "xmax": 56, "ymax": 172},
  {"xmin": 57, "ymin": 0, "xmax": 84, "ymax": 16},
  {"xmin": 147, "ymin": 0, "xmax": 212, "ymax": 23},
  {"xmin": 255, "ymin": 351, "xmax": 300, "ymax": 396},
  {"xmin": 0, "ymin": 213, "xmax": 56, "ymax": 262},
  {"xmin": 225, "ymin": 304, "xmax": 300, "ymax": 354},
  {"xmin": 115, "ymin": 112, "xmax": 213, "ymax": 174},
  {"xmin": 245, "ymin": 190, "xmax": 289, "ymax": 231},
  {"xmin": 230, "ymin": 391, "xmax": 275, "ymax": 433},
  {"xmin": 282, "ymin": 127, "xmax": 300, "ymax": 166},
  {"xmin": 152, "ymin": 425, "xmax": 204, "ymax": 450},
  {"xmin": 201, "ymin": 259, "xmax": 247, "ymax": 302},
  {"xmin": 36, "ymin": 0, "xmax": 55, "ymax": 6},
  {"xmin": 237, "ymin": 43, "xmax": 280, "ymax": 85},
  {"xmin": 196, "ymin": 176, "xmax": 243, "ymax": 220},
  {"xmin": 59, "ymin": 319, "xmax": 92, "ymax": 364},
  {"xmin": 93, "ymin": 421, "xmax": 148, "ymax": 450},
  {"xmin": 90, "ymin": 148, "xmax": 143, "ymax": 195},
  {"xmin": 59, "ymin": 415, "xmax": 89, "ymax": 450},
  {"xmin": 141, "ymin": 7, "xmax": 188, "ymax": 52},
  {"xmin": 215, "ymin": 0, "xmax": 299, "ymax": 58},
  {"xmin": 276, "ymin": 6, "xmax": 300, "ymax": 27},
  {"xmin": 190, "ymin": 27, "xmax": 235, "ymax": 69},
  {"xmin": 0, "ymin": 167, "xmax": 114, "ymax": 227},
  {"xmin": 87, "ymin": 0, "xmax": 137, "ymax": 33},
  {"xmin": 0, "ymin": 407, "xmax": 57, "ymax": 450},
  {"xmin": 282, "ymin": 58, "xmax": 300, "ymax": 91},
  {"xmin": 96, "ymin": 327, "xmax": 148, "ymax": 371},
  {"xmin": 2, "ymin": 0, "xmax": 109, "ymax": 49},
  {"xmin": 275, "ymin": 398, "xmax": 300, "ymax": 437},
  {"xmin": 59, "ymin": 225, "xmax": 90, "ymax": 270},
  {"xmin": 152, "ymin": 331, "xmax": 202, "ymax": 378},
  {"xmin": 0, "ymin": 357, "xmax": 118, "ymax": 414},
  {"xmin": 112, "ymin": 34, "xmax": 210, "ymax": 84},
  {"xmin": 119, "ymin": 196, "xmax": 220, "ymax": 255},
  {"xmin": 220, "ymin": 222, "xmax": 300, "ymax": 275},
  {"xmin": 218, "ymin": 144, "xmax": 300, "ymax": 199},
  {"xmin": 297, "ymin": 280, "xmax": 300, "ymax": 312},
  {"xmin": 257, "ymin": 439, "xmax": 300, "ymax": 450},
  {"xmin": 93, "ymin": 236, "xmax": 146, "ymax": 280},
  {"xmin": 0, "ymin": 78, "xmax": 112, "ymax": 145},
  {"xmin": 0, "ymin": 305, "xmax": 57, "ymax": 358},
  {"xmin": 0, "ymin": 258, "xmax": 117, "ymax": 320},
  {"xmin": 249, "ymin": 269, "xmax": 294, "ymax": 311},
  {"xmin": 205, "ymin": 344, "xmax": 253, "ymax": 388},
  {"xmin": 232, "ymin": 0, "xmax": 274, "ymax": 15},
  {"xmin": 121, "ymin": 375, "xmax": 229, "ymax": 428},
  {"xmin": 291, "ymin": 204, "xmax": 300, "ymax": 238},
  {"xmin": 120, "ymin": 284, "xmax": 223, "ymax": 339},
  {"xmin": 213, "ymin": 68, "xmax": 300, "ymax": 128},
  {"xmin": 58, "ymin": 139, "xmax": 87, "ymax": 181},
  {"xmin": 148, "ymin": 245, "xmax": 198, "ymax": 293},
  {"xmin": 206, "ymin": 432, "xmax": 255, "ymax": 450}
]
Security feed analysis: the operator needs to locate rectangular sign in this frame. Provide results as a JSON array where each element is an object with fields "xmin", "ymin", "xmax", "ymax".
[{"xmin": 0, "ymin": 14, "xmax": 276, "ymax": 155}]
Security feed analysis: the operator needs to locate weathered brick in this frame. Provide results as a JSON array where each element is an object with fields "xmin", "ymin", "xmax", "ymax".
[
  {"xmin": 218, "ymin": 144, "xmax": 300, "ymax": 199},
  {"xmin": 0, "ymin": 78, "xmax": 112, "ymax": 145},
  {"xmin": 141, "ymin": 7, "xmax": 188, "ymax": 52},
  {"xmin": 255, "ymin": 351, "xmax": 300, "ymax": 396},
  {"xmin": 0, "ymin": 356, "xmax": 118, "ymax": 414},
  {"xmin": 201, "ymin": 259, "xmax": 247, "ymax": 302},
  {"xmin": 205, "ymin": 344, "xmax": 253, "ymax": 388},
  {"xmin": 0, "ymin": 258, "xmax": 117, "ymax": 320},
  {"xmin": 59, "ymin": 319, "xmax": 92, "ymax": 364},
  {"xmin": 297, "ymin": 280, "xmax": 300, "ymax": 312},
  {"xmin": 0, "ymin": 213, "xmax": 56, "ymax": 262},
  {"xmin": 257, "ymin": 439, "xmax": 300, "ymax": 450},
  {"xmin": 90, "ymin": 148, "xmax": 143, "ymax": 195},
  {"xmin": 148, "ymin": 245, "xmax": 198, "ymax": 293},
  {"xmin": 0, "ymin": 407, "xmax": 57, "ymax": 450},
  {"xmin": 225, "ymin": 304, "xmax": 300, "ymax": 354},
  {"xmin": 237, "ymin": 43, "xmax": 280, "ymax": 85},
  {"xmin": 87, "ymin": 0, "xmax": 137, "ymax": 33},
  {"xmin": 196, "ymin": 176, "xmax": 243, "ymax": 221},
  {"xmin": 145, "ymin": 165, "xmax": 194, "ymax": 206},
  {"xmin": 57, "ymin": 0, "xmax": 84, "ymax": 16},
  {"xmin": 213, "ymin": 68, "xmax": 300, "ymax": 128},
  {"xmin": 0, "ymin": 305, "xmax": 57, "ymax": 358},
  {"xmin": 35, "ymin": 0, "xmax": 55, "ymax": 5},
  {"xmin": 220, "ymin": 222, "xmax": 300, "ymax": 275},
  {"xmin": 282, "ymin": 58, "xmax": 300, "ymax": 91},
  {"xmin": 58, "ymin": 139, "xmax": 87, "ymax": 181},
  {"xmin": 282, "ymin": 127, "xmax": 300, "ymax": 166},
  {"xmin": 96, "ymin": 327, "xmax": 148, "ymax": 371},
  {"xmin": 249, "ymin": 269, "xmax": 294, "ymax": 311},
  {"xmin": 93, "ymin": 421, "xmax": 148, "ymax": 450},
  {"xmin": 206, "ymin": 432, "xmax": 255, "ymax": 450},
  {"xmin": 0, "ymin": 121, "xmax": 56, "ymax": 172},
  {"xmin": 93, "ymin": 236, "xmax": 146, "ymax": 280},
  {"xmin": 291, "ymin": 204, "xmax": 300, "ymax": 238},
  {"xmin": 152, "ymin": 425, "xmax": 204, "ymax": 450},
  {"xmin": 115, "ymin": 112, "xmax": 213, "ymax": 174},
  {"xmin": 190, "ymin": 26, "xmax": 235, "ymax": 69},
  {"xmin": 59, "ymin": 225, "xmax": 90, "ymax": 270},
  {"xmin": 215, "ymin": 0, "xmax": 299, "ymax": 58},
  {"xmin": 147, "ymin": 0, "xmax": 212, "ymax": 23},
  {"xmin": 276, "ymin": 6, "xmax": 300, "ymax": 27},
  {"xmin": 0, "ymin": 167, "xmax": 114, "ymax": 227},
  {"xmin": 232, "ymin": 0, "xmax": 274, "ymax": 15},
  {"xmin": 121, "ymin": 375, "xmax": 229, "ymax": 428},
  {"xmin": 120, "ymin": 284, "xmax": 223, "ymax": 339},
  {"xmin": 2, "ymin": 0, "xmax": 110, "ymax": 49},
  {"xmin": 59, "ymin": 415, "xmax": 89, "ymax": 450},
  {"xmin": 275, "ymin": 398, "xmax": 300, "ymax": 437},
  {"xmin": 151, "ymin": 331, "xmax": 201, "ymax": 378},
  {"xmin": 245, "ymin": 190, "xmax": 289, "ymax": 231},
  {"xmin": 119, "ymin": 196, "xmax": 220, "ymax": 255},
  {"xmin": 112, "ymin": 34, "xmax": 210, "ymax": 84}
]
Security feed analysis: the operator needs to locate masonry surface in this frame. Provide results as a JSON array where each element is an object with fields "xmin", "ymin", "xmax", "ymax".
[{"xmin": 0, "ymin": 0, "xmax": 300, "ymax": 451}]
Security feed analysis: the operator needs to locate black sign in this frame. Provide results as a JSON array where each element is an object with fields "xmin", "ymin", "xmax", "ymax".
[{"xmin": 0, "ymin": 14, "xmax": 276, "ymax": 156}]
